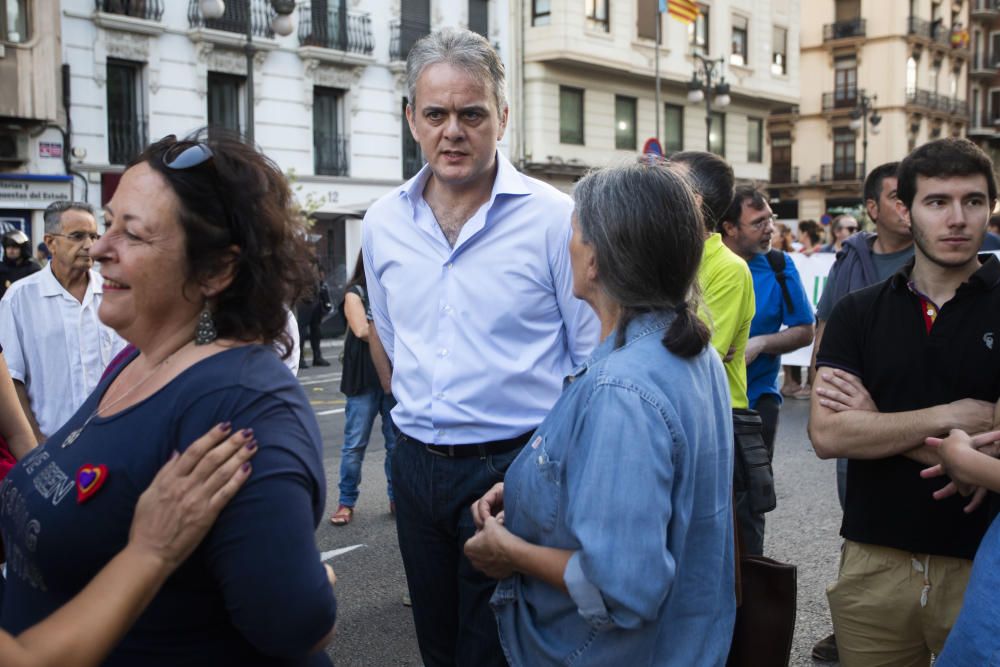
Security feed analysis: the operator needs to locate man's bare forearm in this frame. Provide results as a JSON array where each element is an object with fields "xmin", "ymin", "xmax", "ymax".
[
  {"xmin": 367, "ymin": 326, "xmax": 393, "ymax": 394},
  {"xmin": 756, "ymin": 323, "xmax": 814, "ymax": 357},
  {"xmin": 13, "ymin": 381, "xmax": 44, "ymax": 445},
  {"xmin": 809, "ymin": 400, "xmax": 953, "ymax": 460}
]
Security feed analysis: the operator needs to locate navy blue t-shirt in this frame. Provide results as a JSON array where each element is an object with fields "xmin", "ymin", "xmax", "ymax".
[{"xmin": 0, "ymin": 345, "xmax": 336, "ymax": 666}]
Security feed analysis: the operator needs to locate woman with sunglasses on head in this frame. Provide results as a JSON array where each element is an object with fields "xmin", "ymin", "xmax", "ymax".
[{"xmin": 0, "ymin": 131, "xmax": 337, "ymax": 666}]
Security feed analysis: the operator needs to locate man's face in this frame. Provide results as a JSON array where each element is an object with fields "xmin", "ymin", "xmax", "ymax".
[
  {"xmin": 44, "ymin": 209, "xmax": 98, "ymax": 274},
  {"xmin": 725, "ymin": 199, "xmax": 774, "ymax": 260},
  {"xmin": 833, "ymin": 216, "xmax": 859, "ymax": 243},
  {"xmin": 4, "ymin": 245, "xmax": 20, "ymax": 261},
  {"xmin": 897, "ymin": 174, "xmax": 994, "ymax": 269},
  {"xmin": 868, "ymin": 177, "xmax": 910, "ymax": 239},
  {"xmin": 406, "ymin": 63, "xmax": 508, "ymax": 191}
]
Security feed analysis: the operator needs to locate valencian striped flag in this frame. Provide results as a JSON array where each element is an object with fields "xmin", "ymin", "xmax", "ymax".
[{"xmin": 660, "ymin": 0, "xmax": 699, "ymax": 24}]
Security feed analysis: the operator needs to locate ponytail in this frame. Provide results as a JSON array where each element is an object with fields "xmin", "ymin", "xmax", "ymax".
[{"xmin": 662, "ymin": 301, "xmax": 710, "ymax": 358}]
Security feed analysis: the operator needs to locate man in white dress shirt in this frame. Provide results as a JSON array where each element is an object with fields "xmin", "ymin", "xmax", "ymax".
[{"xmin": 0, "ymin": 201, "xmax": 126, "ymax": 442}]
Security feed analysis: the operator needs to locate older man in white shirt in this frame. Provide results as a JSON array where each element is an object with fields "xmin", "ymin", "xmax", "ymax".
[{"xmin": 0, "ymin": 201, "xmax": 125, "ymax": 441}]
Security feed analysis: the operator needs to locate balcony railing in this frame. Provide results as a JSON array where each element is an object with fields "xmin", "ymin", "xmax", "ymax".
[
  {"xmin": 971, "ymin": 51, "xmax": 1000, "ymax": 72},
  {"xmin": 315, "ymin": 134, "xmax": 349, "ymax": 176},
  {"xmin": 389, "ymin": 18, "xmax": 430, "ymax": 61},
  {"xmin": 95, "ymin": 0, "xmax": 164, "ymax": 21},
  {"xmin": 298, "ymin": 3, "xmax": 374, "ymax": 54},
  {"xmin": 188, "ymin": 0, "xmax": 275, "ymax": 38},
  {"xmin": 905, "ymin": 89, "xmax": 965, "ymax": 114},
  {"xmin": 769, "ymin": 165, "xmax": 798, "ymax": 184},
  {"xmin": 822, "ymin": 88, "xmax": 860, "ymax": 111},
  {"xmin": 907, "ymin": 16, "xmax": 931, "ymax": 39},
  {"xmin": 821, "ymin": 163, "xmax": 863, "ymax": 182},
  {"xmin": 823, "ymin": 18, "xmax": 865, "ymax": 42},
  {"xmin": 769, "ymin": 105, "xmax": 799, "ymax": 117},
  {"xmin": 971, "ymin": 0, "xmax": 1000, "ymax": 16},
  {"xmin": 108, "ymin": 117, "xmax": 147, "ymax": 166}
]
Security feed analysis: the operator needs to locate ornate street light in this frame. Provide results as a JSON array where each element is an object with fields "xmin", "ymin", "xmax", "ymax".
[
  {"xmin": 687, "ymin": 53, "xmax": 731, "ymax": 153},
  {"xmin": 198, "ymin": 0, "xmax": 297, "ymax": 142},
  {"xmin": 849, "ymin": 92, "xmax": 881, "ymax": 180}
]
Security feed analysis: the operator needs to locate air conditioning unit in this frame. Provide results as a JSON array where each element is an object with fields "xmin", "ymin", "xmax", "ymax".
[{"xmin": 0, "ymin": 131, "xmax": 29, "ymax": 165}]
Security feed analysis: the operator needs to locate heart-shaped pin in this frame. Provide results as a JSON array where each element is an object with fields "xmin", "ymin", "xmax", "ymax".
[{"xmin": 76, "ymin": 464, "xmax": 108, "ymax": 504}]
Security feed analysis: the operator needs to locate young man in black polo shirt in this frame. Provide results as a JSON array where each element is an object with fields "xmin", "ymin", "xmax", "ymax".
[{"xmin": 809, "ymin": 137, "xmax": 1000, "ymax": 666}]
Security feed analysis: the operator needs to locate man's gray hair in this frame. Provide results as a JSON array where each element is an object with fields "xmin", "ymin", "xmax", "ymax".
[
  {"xmin": 406, "ymin": 28, "xmax": 507, "ymax": 113},
  {"xmin": 43, "ymin": 201, "xmax": 95, "ymax": 234}
]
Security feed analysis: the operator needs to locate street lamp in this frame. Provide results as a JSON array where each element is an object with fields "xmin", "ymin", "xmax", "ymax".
[
  {"xmin": 198, "ymin": 0, "xmax": 297, "ymax": 143},
  {"xmin": 849, "ymin": 92, "xmax": 881, "ymax": 181},
  {"xmin": 687, "ymin": 53, "xmax": 731, "ymax": 153}
]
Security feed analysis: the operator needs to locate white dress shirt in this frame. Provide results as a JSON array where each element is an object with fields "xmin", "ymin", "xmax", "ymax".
[
  {"xmin": 362, "ymin": 151, "xmax": 600, "ymax": 444},
  {"xmin": 0, "ymin": 264, "xmax": 126, "ymax": 438}
]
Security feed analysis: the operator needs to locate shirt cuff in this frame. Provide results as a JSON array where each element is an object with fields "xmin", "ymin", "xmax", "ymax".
[{"xmin": 564, "ymin": 552, "xmax": 612, "ymax": 629}]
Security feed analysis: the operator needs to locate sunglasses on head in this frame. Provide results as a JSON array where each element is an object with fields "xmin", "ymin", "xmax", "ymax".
[{"xmin": 163, "ymin": 141, "xmax": 214, "ymax": 170}]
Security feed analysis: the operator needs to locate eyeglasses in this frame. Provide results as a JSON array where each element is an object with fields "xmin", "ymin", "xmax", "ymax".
[
  {"xmin": 50, "ymin": 232, "xmax": 101, "ymax": 243},
  {"xmin": 745, "ymin": 215, "xmax": 778, "ymax": 231},
  {"xmin": 163, "ymin": 142, "xmax": 214, "ymax": 170}
]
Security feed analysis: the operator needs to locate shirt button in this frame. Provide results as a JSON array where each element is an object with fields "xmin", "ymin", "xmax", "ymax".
[
  {"xmin": 446, "ymin": 262, "xmax": 454, "ymax": 269},
  {"xmin": 438, "ymin": 348, "xmax": 449, "ymax": 357},
  {"xmin": 443, "ymin": 305, "xmax": 453, "ymax": 315},
  {"xmin": 435, "ymin": 392, "xmax": 445, "ymax": 400},
  {"xmin": 538, "ymin": 455, "xmax": 545, "ymax": 465}
]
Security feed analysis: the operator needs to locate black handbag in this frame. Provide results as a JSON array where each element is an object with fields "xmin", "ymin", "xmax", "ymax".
[{"xmin": 732, "ymin": 408, "xmax": 776, "ymax": 514}]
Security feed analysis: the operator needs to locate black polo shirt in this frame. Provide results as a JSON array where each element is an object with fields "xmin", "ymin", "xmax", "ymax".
[{"xmin": 817, "ymin": 254, "xmax": 1000, "ymax": 560}]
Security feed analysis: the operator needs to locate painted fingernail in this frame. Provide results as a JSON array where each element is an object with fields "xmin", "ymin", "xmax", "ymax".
[
  {"xmin": 245, "ymin": 439, "xmax": 258, "ymax": 451},
  {"xmin": 219, "ymin": 421, "xmax": 232, "ymax": 432},
  {"xmin": 241, "ymin": 462, "xmax": 252, "ymax": 473},
  {"xmin": 240, "ymin": 428, "xmax": 253, "ymax": 438}
]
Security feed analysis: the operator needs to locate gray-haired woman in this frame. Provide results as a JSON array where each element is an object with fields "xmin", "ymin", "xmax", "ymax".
[{"xmin": 464, "ymin": 161, "xmax": 736, "ymax": 665}]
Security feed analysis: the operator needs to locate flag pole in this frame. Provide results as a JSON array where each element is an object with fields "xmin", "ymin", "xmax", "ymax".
[{"xmin": 655, "ymin": 2, "xmax": 662, "ymax": 147}]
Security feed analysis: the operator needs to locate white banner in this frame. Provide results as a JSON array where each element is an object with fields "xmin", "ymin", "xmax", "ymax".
[{"xmin": 781, "ymin": 252, "xmax": 836, "ymax": 368}]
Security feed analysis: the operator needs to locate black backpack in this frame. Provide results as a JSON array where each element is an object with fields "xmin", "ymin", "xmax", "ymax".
[{"xmin": 765, "ymin": 249, "xmax": 795, "ymax": 314}]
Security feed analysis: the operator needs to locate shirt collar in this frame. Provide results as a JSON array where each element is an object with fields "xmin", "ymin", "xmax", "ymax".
[
  {"xmin": 565, "ymin": 310, "xmax": 674, "ymax": 384},
  {"xmin": 397, "ymin": 150, "xmax": 532, "ymax": 209},
  {"xmin": 889, "ymin": 253, "xmax": 1000, "ymax": 292},
  {"xmin": 38, "ymin": 263, "xmax": 100, "ymax": 301}
]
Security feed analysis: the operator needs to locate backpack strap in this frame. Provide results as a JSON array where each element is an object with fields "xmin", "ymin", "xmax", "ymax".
[{"xmin": 765, "ymin": 249, "xmax": 795, "ymax": 315}]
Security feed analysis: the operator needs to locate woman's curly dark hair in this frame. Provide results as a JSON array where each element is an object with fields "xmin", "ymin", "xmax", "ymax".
[{"xmin": 129, "ymin": 129, "xmax": 316, "ymax": 358}]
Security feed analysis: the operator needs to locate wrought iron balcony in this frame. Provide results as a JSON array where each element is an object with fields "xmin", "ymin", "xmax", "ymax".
[
  {"xmin": 907, "ymin": 16, "xmax": 931, "ymax": 39},
  {"xmin": 315, "ymin": 134, "xmax": 350, "ymax": 176},
  {"xmin": 188, "ymin": 0, "xmax": 275, "ymax": 38},
  {"xmin": 823, "ymin": 18, "xmax": 865, "ymax": 42},
  {"xmin": 769, "ymin": 165, "xmax": 798, "ymax": 184},
  {"xmin": 95, "ymin": 0, "xmax": 164, "ymax": 21},
  {"xmin": 298, "ymin": 3, "xmax": 374, "ymax": 54},
  {"xmin": 822, "ymin": 88, "xmax": 860, "ymax": 111},
  {"xmin": 971, "ymin": 0, "xmax": 1000, "ymax": 17},
  {"xmin": 389, "ymin": 18, "xmax": 430, "ymax": 62},
  {"xmin": 821, "ymin": 163, "xmax": 863, "ymax": 182},
  {"xmin": 108, "ymin": 116, "xmax": 147, "ymax": 166}
]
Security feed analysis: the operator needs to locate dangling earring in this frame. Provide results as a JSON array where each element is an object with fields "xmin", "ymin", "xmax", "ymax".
[{"xmin": 195, "ymin": 306, "xmax": 218, "ymax": 345}]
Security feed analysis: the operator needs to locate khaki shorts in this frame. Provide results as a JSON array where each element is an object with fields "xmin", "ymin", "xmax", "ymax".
[{"xmin": 827, "ymin": 540, "xmax": 972, "ymax": 667}]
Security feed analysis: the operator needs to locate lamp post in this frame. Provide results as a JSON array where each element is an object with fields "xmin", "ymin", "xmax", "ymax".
[
  {"xmin": 198, "ymin": 0, "xmax": 297, "ymax": 143},
  {"xmin": 686, "ymin": 53, "xmax": 731, "ymax": 153},
  {"xmin": 849, "ymin": 92, "xmax": 881, "ymax": 181}
]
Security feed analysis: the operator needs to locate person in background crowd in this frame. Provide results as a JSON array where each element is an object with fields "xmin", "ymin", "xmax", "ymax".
[
  {"xmin": 329, "ymin": 254, "xmax": 397, "ymax": 526},
  {"xmin": 362, "ymin": 28, "xmax": 598, "ymax": 667},
  {"xmin": 821, "ymin": 215, "xmax": 860, "ymax": 253},
  {"xmin": 808, "ymin": 161, "xmax": 913, "ymax": 662},
  {"xmin": 798, "ymin": 219, "xmax": 825, "ymax": 255},
  {"xmin": 720, "ymin": 185, "xmax": 815, "ymax": 555},
  {"xmin": 465, "ymin": 160, "xmax": 735, "ymax": 667},
  {"xmin": 809, "ymin": 138, "xmax": 999, "ymax": 666},
  {"xmin": 34, "ymin": 243, "xmax": 49, "ymax": 267},
  {"xmin": 980, "ymin": 212, "xmax": 1000, "ymax": 250},
  {"xmin": 0, "ymin": 231, "xmax": 40, "ymax": 299},
  {"xmin": 298, "ymin": 266, "xmax": 332, "ymax": 368},
  {"xmin": 0, "ymin": 132, "xmax": 338, "ymax": 665},
  {"xmin": 0, "ymin": 202, "xmax": 126, "ymax": 442},
  {"xmin": 772, "ymin": 220, "xmax": 795, "ymax": 252}
]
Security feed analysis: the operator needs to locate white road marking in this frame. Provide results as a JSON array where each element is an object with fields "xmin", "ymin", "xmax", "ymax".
[
  {"xmin": 316, "ymin": 408, "xmax": 346, "ymax": 416},
  {"xmin": 300, "ymin": 374, "xmax": 342, "ymax": 386},
  {"xmin": 321, "ymin": 544, "xmax": 366, "ymax": 561}
]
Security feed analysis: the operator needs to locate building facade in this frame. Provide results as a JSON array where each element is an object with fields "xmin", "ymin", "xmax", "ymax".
[
  {"xmin": 0, "ymin": 1, "xmax": 74, "ymax": 240},
  {"xmin": 968, "ymin": 0, "xmax": 1000, "ymax": 183},
  {"xmin": 776, "ymin": 0, "xmax": 971, "ymax": 221},
  {"xmin": 60, "ymin": 0, "xmax": 506, "ymax": 291},
  {"xmin": 508, "ymin": 0, "xmax": 801, "ymax": 191}
]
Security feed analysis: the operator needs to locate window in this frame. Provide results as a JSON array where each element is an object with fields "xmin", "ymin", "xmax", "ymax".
[
  {"xmin": 689, "ymin": 4, "xmax": 709, "ymax": 54},
  {"xmin": 835, "ymin": 0, "xmax": 860, "ymax": 22},
  {"xmin": 1, "ymin": 0, "xmax": 28, "ymax": 42},
  {"xmin": 931, "ymin": 64, "xmax": 940, "ymax": 93},
  {"xmin": 207, "ymin": 72, "xmax": 244, "ymax": 137},
  {"xmin": 709, "ymin": 111, "xmax": 725, "ymax": 156},
  {"xmin": 468, "ymin": 0, "xmax": 488, "ymax": 37},
  {"xmin": 906, "ymin": 56, "xmax": 917, "ymax": 96},
  {"xmin": 730, "ymin": 15, "xmax": 748, "ymax": 67},
  {"xmin": 106, "ymin": 60, "xmax": 146, "ymax": 166},
  {"xmin": 834, "ymin": 55, "xmax": 858, "ymax": 106},
  {"xmin": 314, "ymin": 87, "xmax": 348, "ymax": 176},
  {"xmin": 637, "ymin": 0, "xmax": 662, "ymax": 42},
  {"xmin": 991, "ymin": 89, "xmax": 1000, "ymax": 123},
  {"xmin": 586, "ymin": 0, "xmax": 609, "ymax": 32},
  {"xmin": 770, "ymin": 132, "xmax": 792, "ymax": 183},
  {"xmin": 772, "ymin": 26, "xmax": 787, "ymax": 75},
  {"xmin": 560, "ymin": 86, "xmax": 585, "ymax": 145},
  {"xmin": 532, "ymin": 0, "xmax": 550, "ymax": 25},
  {"xmin": 747, "ymin": 117, "xmax": 763, "ymax": 163},
  {"xmin": 950, "ymin": 68, "xmax": 959, "ymax": 98},
  {"xmin": 615, "ymin": 96, "xmax": 637, "ymax": 150},
  {"xmin": 992, "ymin": 32, "xmax": 1000, "ymax": 66},
  {"xmin": 664, "ymin": 103, "xmax": 684, "ymax": 153},
  {"xmin": 833, "ymin": 127, "xmax": 856, "ymax": 180},
  {"xmin": 402, "ymin": 98, "xmax": 424, "ymax": 179}
]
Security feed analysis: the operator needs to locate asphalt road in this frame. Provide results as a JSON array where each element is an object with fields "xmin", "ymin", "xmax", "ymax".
[{"xmin": 304, "ymin": 343, "xmax": 842, "ymax": 666}]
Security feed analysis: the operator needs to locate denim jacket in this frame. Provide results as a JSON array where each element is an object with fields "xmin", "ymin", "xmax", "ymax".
[{"xmin": 492, "ymin": 311, "xmax": 736, "ymax": 667}]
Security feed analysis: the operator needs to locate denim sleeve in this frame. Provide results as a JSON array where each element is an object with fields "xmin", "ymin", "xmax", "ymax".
[
  {"xmin": 362, "ymin": 215, "xmax": 394, "ymax": 363},
  {"xmin": 562, "ymin": 381, "xmax": 677, "ymax": 631},
  {"xmin": 783, "ymin": 255, "xmax": 817, "ymax": 327}
]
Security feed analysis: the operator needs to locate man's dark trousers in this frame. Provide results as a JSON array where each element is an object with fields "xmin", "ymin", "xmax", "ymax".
[
  {"xmin": 735, "ymin": 393, "xmax": 780, "ymax": 555},
  {"xmin": 392, "ymin": 434, "xmax": 522, "ymax": 667}
]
